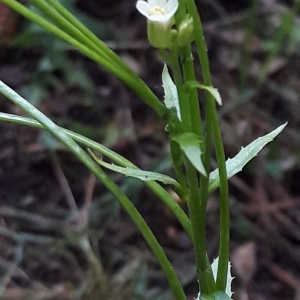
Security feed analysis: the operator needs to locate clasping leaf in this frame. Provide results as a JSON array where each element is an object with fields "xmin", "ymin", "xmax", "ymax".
[
  {"xmin": 172, "ymin": 132, "xmax": 206, "ymax": 176},
  {"xmin": 162, "ymin": 64, "xmax": 181, "ymax": 121}
]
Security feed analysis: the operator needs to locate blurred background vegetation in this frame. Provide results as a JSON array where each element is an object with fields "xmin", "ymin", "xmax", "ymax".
[{"xmin": 1, "ymin": 0, "xmax": 300, "ymax": 299}]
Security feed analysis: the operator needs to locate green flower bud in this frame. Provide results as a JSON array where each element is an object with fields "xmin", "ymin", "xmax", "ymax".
[
  {"xmin": 147, "ymin": 19, "xmax": 176, "ymax": 48},
  {"xmin": 177, "ymin": 14, "xmax": 195, "ymax": 47},
  {"xmin": 136, "ymin": 0, "xmax": 179, "ymax": 49}
]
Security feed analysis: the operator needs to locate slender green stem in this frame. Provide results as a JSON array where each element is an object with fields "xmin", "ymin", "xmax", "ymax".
[
  {"xmin": 185, "ymin": 0, "xmax": 230, "ymax": 292},
  {"xmin": 170, "ymin": 45, "xmax": 214, "ymax": 294},
  {"xmin": 168, "ymin": 48, "xmax": 192, "ymax": 196},
  {"xmin": 170, "ymin": 1, "xmax": 214, "ymax": 294},
  {"xmin": 180, "ymin": 45, "xmax": 203, "ymax": 139},
  {"xmin": 170, "ymin": 48, "xmax": 190, "ymax": 129},
  {"xmin": 176, "ymin": 0, "xmax": 202, "ymax": 137},
  {"xmin": 1, "ymin": 0, "xmax": 166, "ymax": 117},
  {"xmin": 213, "ymin": 118, "xmax": 230, "ymax": 292},
  {"xmin": 169, "ymin": 16, "xmax": 209, "ymax": 290},
  {"xmin": 174, "ymin": 1, "xmax": 202, "ymax": 137},
  {"xmin": 186, "ymin": 161, "xmax": 215, "ymax": 294},
  {"xmin": 0, "ymin": 81, "xmax": 186, "ymax": 300}
]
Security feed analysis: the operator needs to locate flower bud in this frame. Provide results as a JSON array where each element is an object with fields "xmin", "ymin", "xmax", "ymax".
[
  {"xmin": 136, "ymin": 0, "xmax": 179, "ymax": 49},
  {"xmin": 177, "ymin": 15, "xmax": 194, "ymax": 47},
  {"xmin": 147, "ymin": 19, "xmax": 177, "ymax": 48}
]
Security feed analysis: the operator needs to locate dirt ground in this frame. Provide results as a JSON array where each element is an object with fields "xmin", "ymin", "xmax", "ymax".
[{"xmin": 1, "ymin": 0, "xmax": 300, "ymax": 299}]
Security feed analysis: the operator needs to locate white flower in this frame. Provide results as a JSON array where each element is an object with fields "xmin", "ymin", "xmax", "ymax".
[{"xmin": 136, "ymin": 0, "xmax": 179, "ymax": 24}]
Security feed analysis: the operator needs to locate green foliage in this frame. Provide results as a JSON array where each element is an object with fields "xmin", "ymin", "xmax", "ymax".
[
  {"xmin": 162, "ymin": 64, "xmax": 181, "ymax": 121},
  {"xmin": 172, "ymin": 132, "xmax": 206, "ymax": 176},
  {"xmin": 209, "ymin": 123, "xmax": 287, "ymax": 193},
  {"xmin": 89, "ymin": 149, "xmax": 180, "ymax": 188},
  {"xmin": 183, "ymin": 81, "xmax": 222, "ymax": 106},
  {"xmin": 0, "ymin": 0, "xmax": 288, "ymax": 299}
]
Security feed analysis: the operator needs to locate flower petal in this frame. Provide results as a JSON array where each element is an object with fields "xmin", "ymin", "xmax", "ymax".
[
  {"xmin": 148, "ymin": 13, "xmax": 172, "ymax": 22},
  {"xmin": 150, "ymin": 0, "xmax": 168, "ymax": 6},
  {"xmin": 137, "ymin": 0, "xmax": 178, "ymax": 25},
  {"xmin": 148, "ymin": 0, "xmax": 159, "ymax": 6},
  {"xmin": 166, "ymin": 0, "xmax": 179, "ymax": 14},
  {"xmin": 136, "ymin": 1, "xmax": 151, "ymax": 17},
  {"xmin": 159, "ymin": 0, "xmax": 168, "ymax": 7}
]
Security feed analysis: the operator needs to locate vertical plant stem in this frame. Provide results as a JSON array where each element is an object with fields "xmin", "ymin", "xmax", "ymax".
[
  {"xmin": 185, "ymin": 0, "xmax": 230, "ymax": 292},
  {"xmin": 170, "ymin": 48, "xmax": 191, "ymax": 131},
  {"xmin": 213, "ymin": 120, "xmax": 230, "ymax": 292},
  {"xmin": 169, "ymin": 48, "xmax": 211, "ymax": 293},
  {"xmin": 180, "ymin": 45, "xmax": 203, "ymax": 138},
  {"xmin": 171, "ymin": 1, "xmax": 214, "ymax": 294},
  {"xmin": 170, "ymin": 47, "xmax": 215, "ymax": 294},
  {"xmin": 175, "ymin": 1, "xmax": 202, "ymax": 138},
  {"xmin": 186, "ymin": 161, "xmax": 215, "ymax": 294}
]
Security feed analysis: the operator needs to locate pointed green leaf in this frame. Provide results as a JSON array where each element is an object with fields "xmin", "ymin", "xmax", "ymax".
[
  {"xmin": 89, "ymin": 149, "xmax": 180, "ymax": 187},
  {"xmin": 199, "ymin": 84, "xmax": 222, "ymax": 106},
  {"xmin": 209, "ymin": 123, "xmax": 287, "ymax": 193},
  {"xmin": 173, "ymin": 133, "xmax": 206, "ymax": 176},
  {"xmin": 162, "ymin": 64, "xmax": 181, "ymax": 121},
  {"xmin": 184, "ymin": 81, "xmax": 222, "ymax": 105}
]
